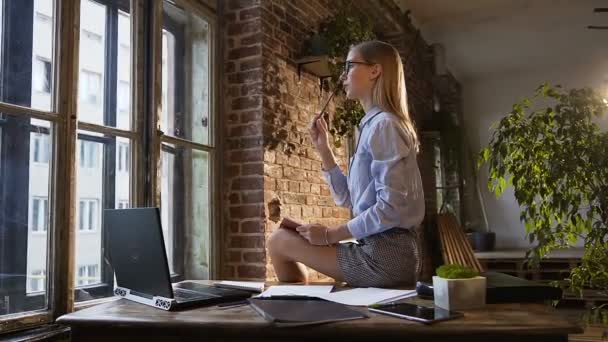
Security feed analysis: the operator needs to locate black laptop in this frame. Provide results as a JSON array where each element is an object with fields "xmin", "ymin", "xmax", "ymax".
[{"xmin": 105, "ymin": 208, "xmax": 253, "ymax": 310}]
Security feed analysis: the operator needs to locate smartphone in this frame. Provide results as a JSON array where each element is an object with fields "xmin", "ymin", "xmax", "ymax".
[{"xmin": 368, "ymin": 302, "xmax": 463, "ymax": 324}]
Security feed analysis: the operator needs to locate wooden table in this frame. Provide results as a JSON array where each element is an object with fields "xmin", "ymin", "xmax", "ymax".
[{"xmin": 57, "ymin": 282, "xmax": 582, "ymax": 342}]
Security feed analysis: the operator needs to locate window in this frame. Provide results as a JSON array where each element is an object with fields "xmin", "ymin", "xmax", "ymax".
[
  {"xmin": 31, "ymin": 197, "xmax": 49, "ymax": 232},
  {"xmin": 117, "ymin": 200, "xmax": 129, "ymax": 209},
  {"xmin": 28, "ymin": 270, "xmax": 46, "ymax": 293},
  {"xmin": 79, "ymin": 70, "xmax": 102, "ymax": 105},
  {"xmin": 78, "ymin": 199, "xmax": 98, "ymax": 232},
  {"xmin": 117, "ymin": 142, "xmax": 129, "ymax": 172},
  {"xmin": 79, "ymin": 140, "xmax": 100, "ymax": 168},
  {"xmin": 160, "ymin": 1, "xmax": 215, "ymax": 278},
  {"xmin": 77, "ymin": 264, "xmax": 99, "ymax": 286},
  {"xmin": 33, "ymin": 57, "xmax": 51, "ymax": 93},
  {"xmin": 83, "ymin": 29, "xmax": 102, "ymax": 43},
  {"xmin": 32, "ymin": 134, "xmax": 50, "ymax": 163},
  {"xmin": 118, "ymin": 81, "xmax": 129, "ymax": 113}
]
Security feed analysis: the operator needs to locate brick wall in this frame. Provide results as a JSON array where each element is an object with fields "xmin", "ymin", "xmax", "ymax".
[{"xmin": 222, "ymin": 0, "xmax": 452, "ymax": 281}]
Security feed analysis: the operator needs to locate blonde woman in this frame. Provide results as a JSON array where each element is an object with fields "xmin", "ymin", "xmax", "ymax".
[{"xmin": 268, "ymin": 40, "xmax": 425, "ymax": 287}]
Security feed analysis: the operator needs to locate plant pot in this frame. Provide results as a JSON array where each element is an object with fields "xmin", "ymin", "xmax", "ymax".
[
  {"xmin": 432, "ymin": 276, "xmax": 486, "ymax": 311},
  {"xmin": 466, "ymin": 231, "xmax": 496, "ymax": 252}
]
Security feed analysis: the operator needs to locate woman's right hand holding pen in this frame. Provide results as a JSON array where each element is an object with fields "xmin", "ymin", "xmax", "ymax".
[{"xmin": 309, "ymin": 112, "xmax": 337, "ymax": 171}]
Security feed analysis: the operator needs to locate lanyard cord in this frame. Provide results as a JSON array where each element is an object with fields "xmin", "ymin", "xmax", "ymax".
[{"xmin": 348, "ymin": 110, "xmax": 383, "ymax": 172}]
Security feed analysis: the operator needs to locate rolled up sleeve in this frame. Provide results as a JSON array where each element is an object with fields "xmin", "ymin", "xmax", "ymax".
[
  {"xmin": 346, "ymin": 119, "xmax": 415, "ymax": 240},
  {"xmin": 321, "ymin": 165, "xmax": 352, "ymax": 209}
]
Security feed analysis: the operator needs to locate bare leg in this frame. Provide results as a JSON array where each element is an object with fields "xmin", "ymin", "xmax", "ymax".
[{"xmin": 267, "ymin": 228, "xmax": 346, "ymax": 283}]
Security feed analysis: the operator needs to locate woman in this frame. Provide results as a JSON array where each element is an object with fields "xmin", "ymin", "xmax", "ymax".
[{"xmin": 267, "ymin": 40, "xmax": 425, "ymax": 288}]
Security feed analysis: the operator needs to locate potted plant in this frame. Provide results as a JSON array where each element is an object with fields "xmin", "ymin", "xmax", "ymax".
[
  {"xmin": 478, "ymin": 84, "xmax": 608, "ymax": 318},
  {"xmin": 432, "ymin": 264, "xmax": 486, "ymax": 311}
]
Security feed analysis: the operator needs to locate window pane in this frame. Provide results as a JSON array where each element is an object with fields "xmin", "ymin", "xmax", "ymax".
[
  {"xmin": 161, "ymin": 2, "xmax": 212, "ymax": 146},
  {"xmin": 161, "ymin": 146, "xmax": 211, "ymax": 278},
  {"xmin": 78, "ymin": 1, "xmax": 132, "ymax": 131},
  {"xmin": 0, "ymin": 1, "xmax": 55, "ymax": 111},
  {"xmin": 0, "ymin": 114, "xmax": 52, "ymax": 315},
  {"xmin": 78, "ymin": 0, "xmax": 106, "ymax": 126},
  {"xmin": 116, "ymin": 11, "xmax": 131, "ymax": 130},
  {"xmin": 75, "ymin": 132, "xmax": 130, "ymax": 302},
  {"xmin": 75, "ymin": 136, "xmax": 103, "ymax": 292}
]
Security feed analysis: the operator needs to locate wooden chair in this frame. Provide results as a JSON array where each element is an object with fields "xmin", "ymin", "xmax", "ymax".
[{"xmin": 436, "ymin": 213, "xmax": 484, "ymax": 273}]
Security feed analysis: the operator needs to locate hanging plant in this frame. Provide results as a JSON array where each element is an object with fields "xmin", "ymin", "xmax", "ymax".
[{"xmin": 301, "ymin": 0, "xmax": 376, "ymax": 146}]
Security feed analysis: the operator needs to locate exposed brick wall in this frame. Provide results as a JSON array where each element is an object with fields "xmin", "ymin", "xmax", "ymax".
[{"xmin": 222, "ymin": 0, "xmax": 455, "ymax": 281}]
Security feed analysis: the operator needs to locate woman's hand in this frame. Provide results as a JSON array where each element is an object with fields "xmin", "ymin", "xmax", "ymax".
[
  {"xmin": 309, "ymin": 113, "xmax": 330, "ymax": 153},
  {"xmin": 296, "ymin": 223, "xmax": 330, "ymax": 246}
]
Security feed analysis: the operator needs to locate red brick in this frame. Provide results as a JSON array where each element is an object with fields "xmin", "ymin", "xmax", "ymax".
[
  {"xmin": 237, "ymin": 265, "xmax": 265, "ymax": 279},
  {"xmin": 228, "ymin": 165, "xmax": 240, "ymax": 177},
  {"xmin": 232, "ymin": 96, "xmax": 261, "ymax": 110},
  {"xmin": 228, "ymin": 251, "xmax": 242, "ymax": 262},
  {"xmin": 242, "ymin": 190, "xmax": 264, "ymax": 204},
  {"xmin": 223, "ymin": 265, "xmax": 235, "ymax": 279},
  {"xmin": 241, "ymin": 220, "xmax": 262, "ymax": 233},
  {"xmin": 230, "ymin": 235, "xmax": 264, "ymax": 249},
  {"xmin": 288, "ymin": 181, "xmax": 299, "ymax": 193},
  {"xmin": 225, "ymin": 62, "xmax": 236, "ymax": 73},
  {"xmin": 231, "ymin": 178, "xmax": 264, "ymax": 191},
  {"xmin": 229, "ymin": 192, "xmax": 240, "ymax": 205},
  {"xmin": 241, "ymin": 110, "xmax": 261, "ymax": 123},
  {"xmin": 228, "ymin": 46, "xmax": 261, "ymax": 60},
  {"xmin": 229, "ymin": 123, "xmax": 262, "ymax": 137},
  {"xmin": 243, "ymin": 251, "xmax": 266, "ymax": 263},
  {"xmin": 229, "ymin": 221, "xmax": 240, "ymax": 233},
  {"xmin": 227, "ymin": 20, "xmax": 261, "ymax": 36},
  {"xmin": 224, "ymin": 12, "xmax": 237, "ymax": 22},
  {"xmin": 228, "ymin": 70, "xmax": 262, "ymax": 84},
  {"xmin": 229, "ymin": 149, "xmax": 262, "ymax": 163},
  {"xmin": 239, "ymin": 7, "xmax": 260, "ymax": 21},
  {"xmin": 241, "ymin": 33, "xmax": 262, "ymax": 46},
  {"xmin": 240, "ymin": 58, "xmax": 262, "ymax": 71},
  {"xmin": 241, "ymin": 82, "xmax": 262, "ymax": 96},
  {"xmin": 272, "ymin": 4, "xmax": 285, "ymax": 18},
  {"xmin": 228, "ymin": 0, "xmax": 259, "ymax": 10},
  {"xmin": 242, "ymin": 163, "xmax": 263, "ymax": 176}
]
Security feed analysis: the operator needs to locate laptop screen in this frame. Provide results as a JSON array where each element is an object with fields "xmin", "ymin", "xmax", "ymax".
[{"xmin": 105, "ymin": 208, "xmax": 174, "ymax": 299}]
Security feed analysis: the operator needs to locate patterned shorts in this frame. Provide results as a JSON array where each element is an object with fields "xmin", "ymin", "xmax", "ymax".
[{"xmin": 336, "ymin": 227, "xmax": 421, "ymax": 288}]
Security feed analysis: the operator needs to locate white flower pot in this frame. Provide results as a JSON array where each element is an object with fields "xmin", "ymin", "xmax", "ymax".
[{"xmin": 432, "ymin": 276, "xmax": 486, "ymax": 311}]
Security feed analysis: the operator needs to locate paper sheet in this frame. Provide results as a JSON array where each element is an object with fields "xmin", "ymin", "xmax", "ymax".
[
  {"xmin": 216, "ymin": 281, "xmax": 265, "ymax": 292},
  {"xmin": 255, "ymin": 285, "xmax": 334, "ymax": 298},
  {"xmin": 316, "ymin": 288, "xmax": 417, "ymax": 306}
]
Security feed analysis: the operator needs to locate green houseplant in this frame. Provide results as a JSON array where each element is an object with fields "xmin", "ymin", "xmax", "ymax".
[
  {"xmin": 477, "ymin": 84, "xmax": 608, "ymax": 319},
  {"xmin": 301, "ymin": 0, "xmax": 375, "ymax": 147},
  {"xmin": 433, "ymin": 264, "xmax": 486, "ymax": 310}
]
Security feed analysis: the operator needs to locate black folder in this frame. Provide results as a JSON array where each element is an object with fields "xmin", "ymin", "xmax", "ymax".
[
  {"xmin": 484, "ymin": 271, "xmax": 563, "ymax": 303},
  {"xmin": 248, "ymin": 298, "xmax": 367, "ymax": 327}
]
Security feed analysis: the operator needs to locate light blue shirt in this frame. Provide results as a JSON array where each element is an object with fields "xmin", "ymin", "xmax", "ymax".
[{"xmin": 322, "ymin": 106, "xmax": 425, "ymax": 240}]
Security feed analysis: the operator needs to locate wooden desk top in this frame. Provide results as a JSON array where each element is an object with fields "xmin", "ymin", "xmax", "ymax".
[{"xmin": 57, "ymin": 281, "xmax": 583, "ymax": 341}]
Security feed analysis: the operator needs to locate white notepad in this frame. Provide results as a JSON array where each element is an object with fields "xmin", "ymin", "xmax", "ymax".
[
  {"xmin": 317, "ymin": 287, "xmax": 417, "ymax": 306},
  {"xmin": 255, "ymin": 285, "xmax": 334, "ymax": 298},
  {"xmin": 214, "ymin": 281, "xmax": 265, "ymax": 293}
]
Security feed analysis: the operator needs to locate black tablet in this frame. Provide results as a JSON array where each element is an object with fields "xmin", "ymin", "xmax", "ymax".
[{"xmin": 368, "ymin": 302, "xmax": 463, "ymax": 324}]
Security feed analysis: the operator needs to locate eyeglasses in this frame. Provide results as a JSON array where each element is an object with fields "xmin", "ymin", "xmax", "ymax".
[{"xmin": 343, "ymin": 60, "xmax": 375, "ymax": 75}]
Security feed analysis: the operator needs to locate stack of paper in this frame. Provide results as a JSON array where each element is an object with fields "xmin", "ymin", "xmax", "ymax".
[
  {"xmin": 317, "ymin": 288, "xmax": 417, "ymax": 306},
  {"xmin": 254, "ymin": 285, "xmax": 416, "ymax": 306},
  {"xmin": 255, "ymin": 285, "xmax": 334, "ymax": 298},
  {"xmin": 214, "ymin": 281, "xmax": 265, "ymax": 293}
]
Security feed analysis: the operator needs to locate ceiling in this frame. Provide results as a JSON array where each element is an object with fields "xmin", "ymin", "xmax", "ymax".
[{"xmin": 393, "ymin": 0, "xmax": 608, "ymax": 81}]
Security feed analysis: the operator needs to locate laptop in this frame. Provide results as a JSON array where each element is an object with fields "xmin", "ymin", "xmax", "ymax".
[{"xmin": 105, "ymin": 207, "xmax": 253, "ymax": 311}]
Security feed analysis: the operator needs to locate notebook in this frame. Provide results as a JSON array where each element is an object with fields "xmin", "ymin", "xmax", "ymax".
[
  {"xmin": 214, "ymin": 281, "xmax": 265, "ymax": 293},
  {"xmin": 248, "ymin": 298, "xmax": 367, "ymax": 327}
]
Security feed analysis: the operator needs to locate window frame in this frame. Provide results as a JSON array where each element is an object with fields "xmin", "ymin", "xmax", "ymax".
[{"xmin": 0, "ymin": 0, "xmax": 221, "ymax": 334}]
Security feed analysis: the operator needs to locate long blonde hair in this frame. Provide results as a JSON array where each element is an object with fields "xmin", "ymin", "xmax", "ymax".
[{"xmin": 351, "ymin": 40, "xmax": 420, "ymax": 152}]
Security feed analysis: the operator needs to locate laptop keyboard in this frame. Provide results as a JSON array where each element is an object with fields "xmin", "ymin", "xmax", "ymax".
[{"xmin": 173, "ymin": 288, "xmax": 218, "ymax": 302}]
